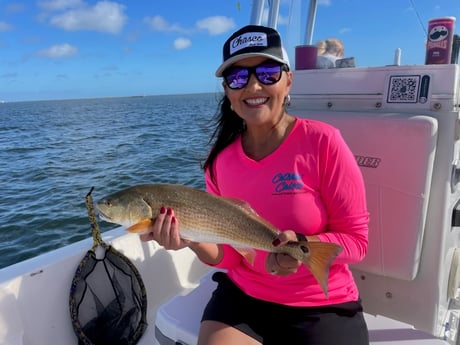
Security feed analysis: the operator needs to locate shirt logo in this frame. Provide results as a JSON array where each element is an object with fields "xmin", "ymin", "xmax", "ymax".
[
  {"xmin": 272, "ymin": 172, "xmax": 304, "ymax": 194},
  {"xmin": 230, "ymin": 32, "xmax": 267, "ymax": 55}
]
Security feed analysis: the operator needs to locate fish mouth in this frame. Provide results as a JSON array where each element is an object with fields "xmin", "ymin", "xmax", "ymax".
[{"xmin": 96, "ymin": 208, "xmax": 112, "ymax": 222}]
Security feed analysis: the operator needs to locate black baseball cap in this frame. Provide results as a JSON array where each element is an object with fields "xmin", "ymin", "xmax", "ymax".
[{"xmin": 215, "ymin": 25, "xmax": 290, "ymax": 77}]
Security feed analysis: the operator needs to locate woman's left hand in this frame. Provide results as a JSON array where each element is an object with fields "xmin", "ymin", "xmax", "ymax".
[{"xmin": 265, "ymin": 230, "xmax": 302, "ymax": 276}]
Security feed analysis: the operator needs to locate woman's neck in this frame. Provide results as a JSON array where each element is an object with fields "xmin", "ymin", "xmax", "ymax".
[{"xmin": 242, "ymin": 113, "xmax": 296, "ymax": 161}]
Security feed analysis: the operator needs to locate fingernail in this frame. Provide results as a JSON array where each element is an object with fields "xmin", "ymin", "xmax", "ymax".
[
  {"xmin": 272, "ymin": 239, "xmax": 281, "ymax": 247},
  {"xmin": 160, "ymin": 207, "xmax": 166, "ymax": 214},
  {"xmin": 167, "ymin": 208, "xmax": 172, "ymax": 215},
  {"xmin": 171, "ymin": 216, "xmax": 176, "ymax": 224}
]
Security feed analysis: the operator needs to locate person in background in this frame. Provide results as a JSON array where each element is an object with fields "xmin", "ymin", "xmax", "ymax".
[
  {"xmin": 316, "ymin": 38, "xmax": 345, "ymax": 68},
  {"xmin": 141, "ymin": 25, "xmax": 369, "ymax": 345}
]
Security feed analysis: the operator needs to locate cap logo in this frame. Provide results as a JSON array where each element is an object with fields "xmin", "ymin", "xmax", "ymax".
[{"xmin": 229, "ymin": 32, "xmax": 268, "ymax": 55}]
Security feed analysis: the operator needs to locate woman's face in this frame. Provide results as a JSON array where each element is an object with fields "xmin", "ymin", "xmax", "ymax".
[{"xmin": 223, "ymin": 56, "xmax": 292, "ymax": 128}]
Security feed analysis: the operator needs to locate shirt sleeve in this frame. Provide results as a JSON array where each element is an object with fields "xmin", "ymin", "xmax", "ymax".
[{"xmin": 316, "ymin": 128, "xmax": 369, "ymax": 264}]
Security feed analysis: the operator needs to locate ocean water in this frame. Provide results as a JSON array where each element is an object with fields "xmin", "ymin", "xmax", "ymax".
[{"xmin": 0, "ymin": 93, "xmax": 221, "ymax": 269}]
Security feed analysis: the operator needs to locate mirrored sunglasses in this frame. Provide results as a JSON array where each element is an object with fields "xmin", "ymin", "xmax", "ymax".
[{"xmin": 223, "ymin": 62, "xmax": 288, "ymax": 90}]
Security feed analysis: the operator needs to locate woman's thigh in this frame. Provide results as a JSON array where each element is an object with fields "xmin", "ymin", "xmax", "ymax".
[
  {"xmin": 264, "ymin": 310, "xmax": 369, "ymax": 345},
  {"xmin": 198, "ymin": 320, "xmax": 262, "ymax": 345}
]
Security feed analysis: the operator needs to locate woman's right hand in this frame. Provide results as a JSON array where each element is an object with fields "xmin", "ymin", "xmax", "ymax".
[{"xmin": 139, "ymin": 207, "xmax": 191, "ymax": 250}]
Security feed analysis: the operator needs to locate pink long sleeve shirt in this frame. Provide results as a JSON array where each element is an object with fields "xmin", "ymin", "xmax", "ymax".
[{"xmin": 205, "ymin": 117, "xmax": 369, "ymax": 307}]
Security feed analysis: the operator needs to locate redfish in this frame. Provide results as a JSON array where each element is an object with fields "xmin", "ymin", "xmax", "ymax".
[{"xmin": 96, "ymin": 184, "xmax": 342, "ymax": 296}]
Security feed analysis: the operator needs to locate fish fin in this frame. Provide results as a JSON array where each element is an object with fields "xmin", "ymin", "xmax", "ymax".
[
  {"xmin": 223, "ymin": 197, "xmax": 281, "ymax": 229},
  {"xmin": 300, "ymin": 241, "xmax": 343, "ymax": 298},
  {"xmin": 126, "ymin": 218, "xmax": 153, "ymax": 234},
  {"xmin": 222, "ymin": 197, "xmax": 256, "ymax": 211},
  {"xmin": 234, "ymin": 247, "xmax": 256, "ymax": 265},
  {"xmin": 222, "ymin": 197, "xmax": 281, "ymax": 234}
]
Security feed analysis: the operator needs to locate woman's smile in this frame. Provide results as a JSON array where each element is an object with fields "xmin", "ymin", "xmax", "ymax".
[{"xmin": 244, "ymin": 96, "xmax": 269, "ymax": 106}]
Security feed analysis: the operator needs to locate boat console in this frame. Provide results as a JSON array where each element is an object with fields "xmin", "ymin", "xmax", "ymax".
[
  {"xmin": 290, "ymin": 64, "xmax": 460, "ymax": 342},
  {"xmin": 153, "ymin": 64, "xmax": 460, "ymax": 345}
]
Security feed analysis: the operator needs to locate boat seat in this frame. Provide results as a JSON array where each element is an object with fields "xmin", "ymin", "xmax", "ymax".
[
  {"xmin": 292, "ymin": 111, "xmax": 438, "ymax": 280},
  {"xmin": 153, "ymin": 269, "xmax": 448, "ymax": 344}
]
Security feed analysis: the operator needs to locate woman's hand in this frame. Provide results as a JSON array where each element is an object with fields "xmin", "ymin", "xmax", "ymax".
[
  {"xmin": 265, "ymin": 230, "xmax": 302, "ymax": 276},
  {"xmin": 139, "ymin": 207, "xmax": 191, "ymax": 250}
]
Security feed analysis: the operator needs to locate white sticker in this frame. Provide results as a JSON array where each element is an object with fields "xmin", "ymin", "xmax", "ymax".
[{"xmin": 229, "ymin": 32, "xmax": 268, "ymax": 55}]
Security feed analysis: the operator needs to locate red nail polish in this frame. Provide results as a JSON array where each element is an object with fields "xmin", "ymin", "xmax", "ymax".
[
  {"xmin": 272, "ymin": 239, "xmax": 281, "ymax": 247},
  {"xmin": 167, "ymin": 208, "xmax": 172, "ymax": 215},
  {"xmin": 160, "ymin": 207, "xmax": 166, "ymax": 214},
  {"xmin": 171, "ymin": 216, "xmax": 176, "ymax": 224}
]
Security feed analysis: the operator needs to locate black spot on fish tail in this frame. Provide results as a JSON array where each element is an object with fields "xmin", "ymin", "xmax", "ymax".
[
  {"xmin": 301, "ymin": 241, "xmax": 342, "ymax": 298},
  {"xmin": 287, "ymin": 239, "xmax": 309, "ymax": 254}
]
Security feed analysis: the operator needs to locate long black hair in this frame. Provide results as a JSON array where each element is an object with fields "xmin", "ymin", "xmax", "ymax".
[{"xmin": 202, "ymin": 95, "xmax": 244, "ymax": 183}]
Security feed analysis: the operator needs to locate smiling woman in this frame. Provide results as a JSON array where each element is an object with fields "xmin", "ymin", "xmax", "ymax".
[{"xmin": 139, "ymin": 23, "xmax": 370, "ymax": 345}]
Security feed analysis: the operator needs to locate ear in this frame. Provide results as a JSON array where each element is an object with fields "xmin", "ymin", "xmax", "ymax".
[{"xmin": 285, "ymin": 70, "xmax": 293, "ymax": 91}]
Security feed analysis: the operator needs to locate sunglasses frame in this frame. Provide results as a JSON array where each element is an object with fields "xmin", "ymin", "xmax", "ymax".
[{"xmin": 223, "ymin": 62, "xmax": 289, "ymax": 90}]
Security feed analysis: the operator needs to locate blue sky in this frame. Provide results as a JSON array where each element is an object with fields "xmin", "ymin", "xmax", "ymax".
[{"xmin": 0, "ymin": 0, "xmax": 459, "ymax": 101}]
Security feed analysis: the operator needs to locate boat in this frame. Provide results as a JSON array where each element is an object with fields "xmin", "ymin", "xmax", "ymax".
[{"xmin": 1, "ymin": 1, "xmax": 459, "ymax": 344}]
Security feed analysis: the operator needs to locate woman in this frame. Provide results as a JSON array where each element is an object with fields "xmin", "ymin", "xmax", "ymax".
[
  {"xmin": 141, "ymin": 25, "xmax": 369, "ymax": 345},
  {"xmin": 316, "ymin": 38, "xmax": 344, "ymax": 69}
]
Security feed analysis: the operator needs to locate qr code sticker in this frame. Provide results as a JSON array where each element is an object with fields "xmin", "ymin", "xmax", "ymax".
[{"xmin": 387, "ymin": 75, "xmax": 420, "ymax": 103}]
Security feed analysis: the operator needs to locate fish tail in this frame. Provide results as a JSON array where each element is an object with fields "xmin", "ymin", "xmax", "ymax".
[{"xmin": 299, "ymin": 241, "xmax": 343, "ymax": 298}]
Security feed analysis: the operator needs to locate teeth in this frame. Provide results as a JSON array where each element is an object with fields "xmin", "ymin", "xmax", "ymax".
[{"xmin": 245, "ymin": 97, "xmax": 268, "ymax": 105}]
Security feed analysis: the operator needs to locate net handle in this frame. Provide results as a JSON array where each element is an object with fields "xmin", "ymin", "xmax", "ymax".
[{"xmin": 85, "ymin": 187, "xmax": 106, "ymax": 250}]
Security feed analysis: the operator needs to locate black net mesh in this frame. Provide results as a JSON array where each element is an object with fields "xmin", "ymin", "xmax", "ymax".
[
  {"xmin": 69, "ymin": 245, "xmax": 148, "ymax": 345},
  {"xmin": 69, "ymin": 188, "xmax": 148, "ymax": 345}
]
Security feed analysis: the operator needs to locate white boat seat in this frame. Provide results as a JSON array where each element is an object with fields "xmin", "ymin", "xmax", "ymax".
[
  {"xmin": 153, "ymin": 270, "xmax": 448, "ymax": 344},
  {"xmin": 291, "ymin": 112, "xmax": 438, "ymax": 281}
]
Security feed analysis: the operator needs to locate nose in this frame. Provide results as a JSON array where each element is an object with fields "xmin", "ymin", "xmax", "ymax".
[{"xmin": 245, "ymin": 72, "xmax": 263, "ymax": 90}]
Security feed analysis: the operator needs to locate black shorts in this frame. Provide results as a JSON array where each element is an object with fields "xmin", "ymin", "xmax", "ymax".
[{"xmin": 201, "ymin": 272, "xmax": 369, "ymax": 345}]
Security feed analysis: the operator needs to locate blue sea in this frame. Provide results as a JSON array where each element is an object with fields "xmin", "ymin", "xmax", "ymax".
[{"xmin": 0, "ymin": 93, "xmax": 221, "ymax": 269}]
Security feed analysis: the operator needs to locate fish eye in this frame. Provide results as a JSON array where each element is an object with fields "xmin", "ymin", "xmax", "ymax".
[{"xmin": 104, "ymin": 199, "xmax": 113, "ymax": 207}]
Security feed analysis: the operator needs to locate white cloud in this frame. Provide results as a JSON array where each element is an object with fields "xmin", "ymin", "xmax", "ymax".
[
  {"xmin": 261, "ymin": 9, "xmax": 289, "ymax": 26},
  {"xmin": 174, "ymin": 37, "xmax": 191, "ymax": 50},
  {"xmin": 143, "ymin": 15, "xmax": 186, "ymax": 33},
  {"xmin": 38, "ymin": 0, "xmax": 84, "ymax": 11},
  {"xmin": 196, "ymin": 16, "xmax": 235, "ymax": 35},
  {"xmin": 339, "ymin": 27, "xmax": 352, "ymax": 34},
  {"xmin": 37, "ymin": 43, "xmax": 78, "ymax": 58},
  {"xmin": 0, "ymin": 21, "xmax": 13, "ymax": 31},
  {"xmin": 277, "ymin": 14, "xmax": 289, "ymax": 25},
  {"xmin": 144, "ymin": 15, "xmax": 235, "ymax": 36},
  {"xmin": 49, "ymin": 1, "xmax": 127, "ymax": 34}
]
